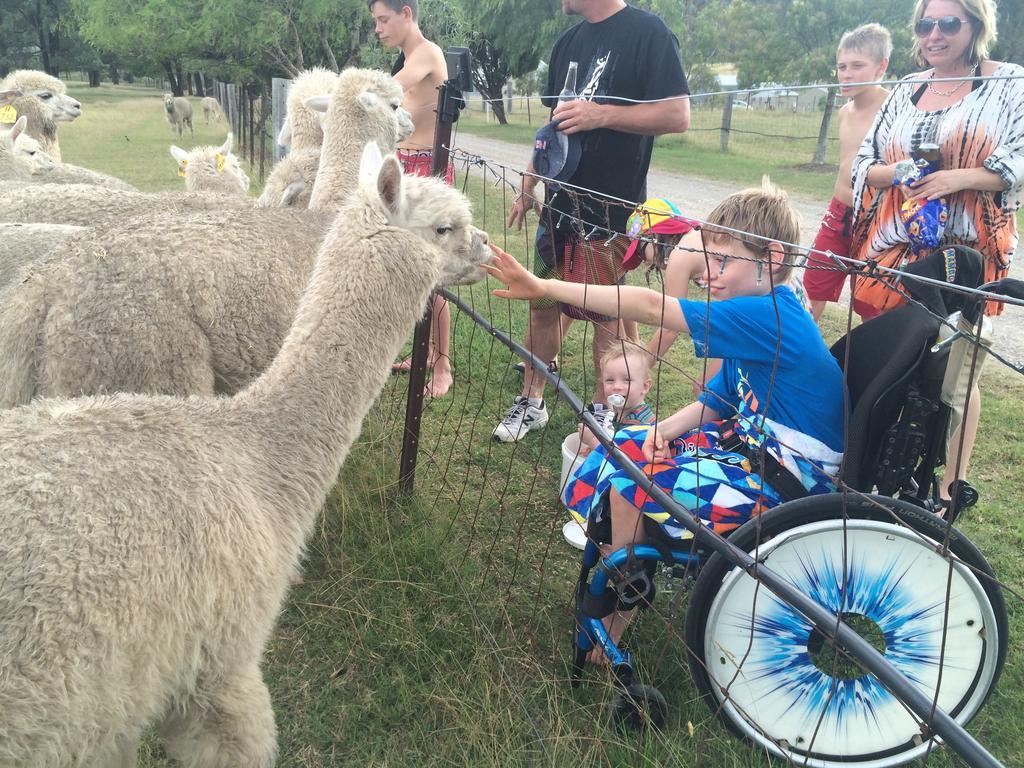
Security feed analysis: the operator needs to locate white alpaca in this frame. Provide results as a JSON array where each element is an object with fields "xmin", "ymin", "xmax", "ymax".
[
  {"xmin": 0, "ymin": 68, "xmax": 416, "ymax": 407},
  {"xmin": 0, "ymin": 70, "xmax": 81, "ymax": 162},
  {"xmin": 0, "ymin": 115, "xmax": 35, "ymax": 181},
  {"xmin": 0, "ymin": 90, "xmax": 135, "ymax": 190},
  {"xmin": 258, "ymin": 67, "xmax": 338, "ymax": 208},
  {"xmin": 164, "ymin": 93, "xmax": 194, "ymax": 139},
  {"xmin": 308, "ymin": 67, "xmax": 413, "ymax": 210},
  {"xmin": 0, "ymin": 143, "xmax": 490, "ymax": 766},
  {"xmin": 170, "ymin": 133, "xmax": 250, "ymax": 197},
  {"xmin": 200, "ymin": 95, "xmax": 221, "ymax": 125},
  {"xmin": 0, "ymin": 222, "xmax": 83, "ymax": 291}
]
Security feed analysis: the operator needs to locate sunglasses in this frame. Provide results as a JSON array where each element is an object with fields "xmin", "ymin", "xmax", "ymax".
[{"xmin": 914, "ymin": 15, "xmax": 967, "ymax": 37}]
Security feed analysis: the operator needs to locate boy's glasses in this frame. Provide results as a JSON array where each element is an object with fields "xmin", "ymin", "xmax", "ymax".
[{"xmin": 914, "ymin": 15, "xmax": 966, "ymax": 37}]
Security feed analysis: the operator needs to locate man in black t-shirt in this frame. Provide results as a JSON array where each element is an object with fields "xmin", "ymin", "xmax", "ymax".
[{"xmin": 494, "ymin": 0, "xmax": 689, "ymax": 443}]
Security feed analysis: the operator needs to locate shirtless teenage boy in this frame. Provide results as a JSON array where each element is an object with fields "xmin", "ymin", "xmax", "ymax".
[
  {"xmin": 803, "ymin": 23, "xmax": 892, "ymax": 320},
  {"xmin": 370, "ymin": 0, "xmax": 456, "ymax": 396}
]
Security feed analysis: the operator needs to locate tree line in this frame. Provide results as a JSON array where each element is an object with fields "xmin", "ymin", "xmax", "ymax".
[{"xmin": 1, "ymin": 0, "xmax": 1019, "ymax": 122}]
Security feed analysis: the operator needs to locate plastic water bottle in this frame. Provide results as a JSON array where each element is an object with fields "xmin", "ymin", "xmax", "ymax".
[{"xmin": 559, "ymin": 62, "xmax": 579, "ymax": 102}]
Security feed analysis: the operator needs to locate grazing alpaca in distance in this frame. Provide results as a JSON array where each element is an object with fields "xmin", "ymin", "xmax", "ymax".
[{"xmin": 0, "ymin": 144, "xmax": 490, "ymax": 766}]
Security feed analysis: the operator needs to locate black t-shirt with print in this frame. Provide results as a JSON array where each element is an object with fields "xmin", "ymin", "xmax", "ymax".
[{"xmin": 541, "ymin": 6, "xmax": 687, "ymax": 233}]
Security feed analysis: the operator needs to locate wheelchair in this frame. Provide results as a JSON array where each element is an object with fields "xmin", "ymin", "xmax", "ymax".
[{"xmin": 569, "ymin": 247, "xmax": 1021, "ymax": 766}]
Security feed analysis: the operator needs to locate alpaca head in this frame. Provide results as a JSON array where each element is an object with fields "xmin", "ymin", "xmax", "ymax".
[
  {"xmin": 306, "ymin": 67, "xmax": 414, "ymax": 154},
  {"xmin": 0, "ymin": 115, "xmax": 33, "ymax": 180},
  {"xmin": 1, "ymin": 70, "xmax": 80, "ymax": 122},
  {"xmin": 13, "ymin": 129, "xmax": 56, "ymax": 172},
  {"xmin": 355, "ymin": 143, "xmax": 490, "ymax": 286},
  {"xmin": 170, "ymin": 133, "xmax": 251, "ymax": 196},
  {"xmin": 283, "ymin": 67, "xmax": 338, "ymax": 152},
  {"xmin": 163, "ymin": 93, "xmax": 176, "ymax": 114}
]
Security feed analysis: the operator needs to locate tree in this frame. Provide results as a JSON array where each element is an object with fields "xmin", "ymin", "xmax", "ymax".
[{"xmin": 457, "ymin": 0, "xmax": 568, "ymax": 125}]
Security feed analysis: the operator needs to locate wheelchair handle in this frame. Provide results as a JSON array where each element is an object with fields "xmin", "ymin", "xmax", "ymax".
[{"xmin": 962, "ymin": 277, "xmax": 1024, "ymax": 324}]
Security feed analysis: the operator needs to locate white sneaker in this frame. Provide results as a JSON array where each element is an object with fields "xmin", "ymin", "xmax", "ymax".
[{"xmin": 492, "ymin": 396, "xmax": 549, "ymax": 442}]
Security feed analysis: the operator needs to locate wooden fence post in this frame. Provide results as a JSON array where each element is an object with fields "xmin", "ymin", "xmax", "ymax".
[
  {"xmin": 272, "ymin": 77, "xmax": 291, "ymax": 162},
  {"xmin": 720, "ymin": 91, "xmax": 735, "ymax": 153}
]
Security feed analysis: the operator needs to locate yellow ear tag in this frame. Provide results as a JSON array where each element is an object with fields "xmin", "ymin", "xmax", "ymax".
[
  {"xmin": 177, "ymin": 159, "xmax": 188, "ymax": 178},
  {"xmin": 215, "ymin": 153, "xmax": 226, "ymax": 173},
  {"xmin": 0, "ymin": 105, "xmax": 17, "ymax": 124}
]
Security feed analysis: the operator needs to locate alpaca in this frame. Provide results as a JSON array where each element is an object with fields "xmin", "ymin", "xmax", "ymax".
[
  {"xmin": 0, "ymin": 143, "xmax": 489, "ymax": 766},
  {"xmin": 0, "ymin": 71, "xmax": 81, "ymax": 162},
  {"xmin": 0, "ymin": 206, "xmax": 334, "ymax": 406},
  {"xmin": 200, "ymin": 95, "xmax": 221, "ymax": 125},
  {"xmin": 0, "ymin": 223, "xmax": 83, "ymax": 292},
  {"xmin": 308, "ymin": 67, "xmax": 413, "ymax": 210},
  {"xmin": 0, "ymin": 115, "xmax": 34, "ymax": 181},
  {"xmin": 0, "ymin": 183, "xmax": 252, "ymax": 226},
  {"xmin": 170, "ymin": 133, "xmax": 250, "ymax": 197},
  {"xmin": 0, "ymin": 90, "xmax": 134, "ymax": 190},
  {"xmin": 258, "ymin": 67, "xmax": 339, "ymax": 208},
  {"xmin": 0, "ymin": 68, "xmax": 416, "ymax": 408},
  {"xmin": 164, "ymin": 93, "xmax": 194, "ymax": 139}
]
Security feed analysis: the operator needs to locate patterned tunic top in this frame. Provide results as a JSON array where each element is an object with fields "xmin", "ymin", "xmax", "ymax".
[{"xmin": 850, "ymin": 62, "xmax": 1024, "ymax": 314}]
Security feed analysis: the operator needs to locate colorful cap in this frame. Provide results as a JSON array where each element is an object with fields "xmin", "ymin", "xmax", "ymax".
[{"xmin": 622, "ymin": 198, "xmax": 700, "ymax": 270}]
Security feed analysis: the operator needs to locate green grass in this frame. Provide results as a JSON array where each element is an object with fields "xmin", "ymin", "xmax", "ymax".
[{"xmin": 54, "ymin": 83, "xmax": 1024, "ymax": 767}]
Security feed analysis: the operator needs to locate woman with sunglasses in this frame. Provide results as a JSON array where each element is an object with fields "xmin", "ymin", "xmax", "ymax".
[{"xmin": 849, "ymin": 0, "xmax": 1021, "ymax": 514}]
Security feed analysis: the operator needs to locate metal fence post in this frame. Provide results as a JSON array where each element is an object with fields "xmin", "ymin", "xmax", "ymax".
[{"xmin": 398, "ymin": 82, "xmax": 460, "ymax": 493}]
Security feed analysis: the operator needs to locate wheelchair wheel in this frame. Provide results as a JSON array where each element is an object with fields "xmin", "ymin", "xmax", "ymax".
[{"xmin": 685, "ymin": 494, "xmax": 1006, "ymax": 767}]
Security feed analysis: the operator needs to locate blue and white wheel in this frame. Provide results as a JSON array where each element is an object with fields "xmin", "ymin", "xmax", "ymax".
[{"xmin": 686, "ymin": 495, "xmax": 1006, "ymax": 767}]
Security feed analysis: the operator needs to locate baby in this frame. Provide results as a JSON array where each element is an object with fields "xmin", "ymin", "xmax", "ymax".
[{"xmin": 577, "ymin": 345, "xmax": 656, "ymax": 457}]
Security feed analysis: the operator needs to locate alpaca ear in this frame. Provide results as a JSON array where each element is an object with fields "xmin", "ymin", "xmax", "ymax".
[
  {"xmin": 6, "ymin": 115, "xmax": 26, "ymax": 144},
  {"xmin": 304, "ymin": 95, "xmax": 330, "ymax": 113},
  {"xmin": 0, "ymin": 88, "xmax": 23, "ymax": 106},
  {"xmin": 218, "ymin": 132, "xmax": 233, "ymax": 156},
  {"xmin": 377, "ymin": 155, "xmax": 404, "ymax": 216},
  {"xmin": 281, "ymin": 180, "xmax": 306, "ymax": 206},
  {"xmin": 169, "ymin": 145, "xmax": 189, "ymax": 165},
  {"xmin": 356, "ymin": 91, "xmax": 382, "ymax": 112},
  {"xmin": 276, "ymin": 116, "xmax": 292, "ymax": 146},
  {"xmin": 358, "ymin": 141, "xmax": 384, "ymax": 186}
]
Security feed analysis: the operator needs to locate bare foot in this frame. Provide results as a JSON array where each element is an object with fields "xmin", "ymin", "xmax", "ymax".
[
  {"xmin": 425, "ymin": 363, "xmax": 453, "ymax": 397},
  {"xmin": 392, "ymin": 356, "xmax": 413, "ymax": 373}
]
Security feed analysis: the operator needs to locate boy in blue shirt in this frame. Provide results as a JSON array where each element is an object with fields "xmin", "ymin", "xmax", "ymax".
[{"xmin": 486, "ymin": 180, "xmax": 846, "ymax": 656}]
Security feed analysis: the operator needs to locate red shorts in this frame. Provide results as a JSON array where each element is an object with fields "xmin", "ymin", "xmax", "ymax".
[
  {"xmin": 803, "ymin": 197, "xmax": 877, "ymax": 317},
  {"xmin": 397, "ymin": 149, "xmax": 454, "ymax": 186}
]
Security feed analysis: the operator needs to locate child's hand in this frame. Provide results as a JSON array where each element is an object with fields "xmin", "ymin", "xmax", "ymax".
[
  {"xmin": 642, "ymin": 425, "xmax": 671, "ymax": 463},
  {"xmin": 577, "ymin": 424, "xmax": 596, "ymax": 457},
  {"xmin": 484, "ymin": 244, "xmax": 547, "ymax": 301}
]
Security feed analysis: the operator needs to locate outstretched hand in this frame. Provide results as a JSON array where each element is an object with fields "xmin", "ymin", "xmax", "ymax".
[{"xmin": 484, "ymin": 244, "xmax": 548, "ymax": 301}]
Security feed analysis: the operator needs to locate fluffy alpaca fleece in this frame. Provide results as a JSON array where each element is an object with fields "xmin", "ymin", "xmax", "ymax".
[
  {"xmin": 257, "ymin": 68, "xmax": 339, "ymax": 208},
  {"xmin": 0, "ymin": 183, "xmax": 252, "ymax": 225},
  {"xmin": 0, "ymin": 116, "xmax": 34, "ymax": 181},
  {"xmin": 0, "ymin": 68, "xmax": 417, "ymax": 408},
  {"xmin": 0, "ymin": 206, "xmax": 333, "ymax": 407},
  {"xmin": 164, "ymin": 94, "xmax": 194, "ymax": 139},
  {"xmin": 0, "ymin": 222, "xmax": 83, "ymax": 291},
  {"xmin": 308, "ymin": 67, "xmax": 413, "ymax": 210},
  {"xmin": 200, "ymin": 96, "xmax": 221, "ymax": 124},
  {"xmin": 0, "ymin": 71, "xmax": 81, "ymax": 162},
  {"xmin": 0, "ymin": 146, "xmax": 489, "ymax": 766},
  {"xmin": 170, "ymin": 133, "xmax": 250, "ymax": 197}
]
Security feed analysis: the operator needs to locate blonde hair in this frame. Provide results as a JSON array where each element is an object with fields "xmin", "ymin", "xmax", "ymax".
[
  {"xmin": 911, "ymin": 0, "xmax": 998, "ymax": 67},
  {"xmin": 702, "ymin": 177, "xmax": 801, "ymax": 284},
  {"xmin": 600, "ymin": 344, "xmax": 654, "ymax": 378},
  {"xmin": 838, "ymin": 23, "xmax": 893, "ymax": 64}
]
